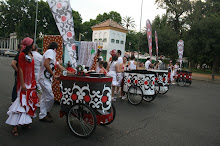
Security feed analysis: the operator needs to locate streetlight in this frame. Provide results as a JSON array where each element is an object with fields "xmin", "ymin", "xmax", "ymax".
[
  {"xmin": 129, "ymin": 42, "xmax": 131, "ymax": 58},
  {"xmin": 34, "ymin": 0, "xmax": 39, "ymax": 44},
  {"xmin": 137, "ymin": 0, "xmax": 143, "ymax": 67},
  {"xmin": 39, "ymin": 32, "xmax": 44, "ymax": 52}
]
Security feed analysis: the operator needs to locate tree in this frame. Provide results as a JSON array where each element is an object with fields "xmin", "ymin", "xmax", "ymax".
[
  {"xmin": 155, "ymin": 0, "xmax": 192, "ymax": 36},
  {"xmin": 122, "ymin": 16, "xmax": 136, "ymax": 30},
  {"xmin": 151, "ymin": 15, "xmax": 179, "ymax": 60},
  {"xmin": 0, "ymin": 0, "xmax": 83, "ymax": 47},
  {"xmin": 187, "ymin": 0, "xmax": 220, "ymax": 74},
  {"xmin": 82, "ymin": 11, "xmax": 122, "ymax": 41}
]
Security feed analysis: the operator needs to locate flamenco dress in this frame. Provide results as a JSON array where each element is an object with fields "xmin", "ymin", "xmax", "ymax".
[{"xmin": 6, "ymin": 52, "xmax": 39, "ymax": 126}]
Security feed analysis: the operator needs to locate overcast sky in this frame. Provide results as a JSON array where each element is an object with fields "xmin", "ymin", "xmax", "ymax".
[{"xmin": 70, "ymin": 0, "xmax": 166, "ymax": 31}]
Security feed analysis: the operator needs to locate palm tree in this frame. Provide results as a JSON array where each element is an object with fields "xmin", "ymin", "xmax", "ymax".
[{"xmin": 122, "ymin": 16, "xmax": 136, "ymax": 30}]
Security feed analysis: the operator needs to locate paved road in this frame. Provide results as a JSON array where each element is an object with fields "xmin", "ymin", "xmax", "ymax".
[{"xmin": 0, "ymin": 55, "xmax": 220, "ymax": 146}]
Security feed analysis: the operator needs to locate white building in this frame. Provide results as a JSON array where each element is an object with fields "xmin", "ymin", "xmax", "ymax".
[
  {"xmin": 91, "ymin": 19, "xmax": 128, "ymax": 61},
  {"xmin": 0, "ymin": 33, "xmax": 20, "ymax": 50}
]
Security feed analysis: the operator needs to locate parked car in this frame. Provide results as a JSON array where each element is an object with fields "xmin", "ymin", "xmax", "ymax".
[
  {"xmin": 4, "ymin": 50, "xmax": 18, "ymax": 57},
  {"xmin": 0, "ymin": 49, "xmax": 8, "ymax": 56}
]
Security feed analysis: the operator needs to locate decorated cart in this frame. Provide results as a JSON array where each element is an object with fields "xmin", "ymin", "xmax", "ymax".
[
  {"xmin": 123, "ymin": 70, "xmax": 156, "ymax": 105},
  {"xmin": 176, "ymin": 70, "xmax": 192, "ymax": 87},
  {"xmin": 59, "ymin": 74, "xmax": 116, "ymax": 137},
  {"xmin": 148, "ymin": 69, "xmax": 170, "ymax": 95}
]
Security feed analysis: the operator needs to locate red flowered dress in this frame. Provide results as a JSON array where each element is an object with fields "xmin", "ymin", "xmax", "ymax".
[{"xmin": 6, "ymin": 52, "xmax": 39, "ymax": 126}]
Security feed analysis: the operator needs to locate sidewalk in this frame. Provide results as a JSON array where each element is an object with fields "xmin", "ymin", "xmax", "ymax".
[{"xmin": 192, "ymin": 73, "xmax": 220, "ymax": 82}]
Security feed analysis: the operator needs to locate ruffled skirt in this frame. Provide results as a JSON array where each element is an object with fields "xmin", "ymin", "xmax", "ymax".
[
  {"xmin": 6, "ymin": 86, "xmax": 38, "ymax": 126},
  {"xmin": 107, "ymin": 71, "xmax": 118, "ymax": 86}
]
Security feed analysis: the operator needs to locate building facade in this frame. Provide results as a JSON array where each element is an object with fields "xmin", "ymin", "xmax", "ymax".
[
  {"xmin": 91, "ymin": 19, "xmax": 128, "ymax": 61},
  {"xmin": 0, "ymin": 33, "xmax": 20, "ymax": 50}
]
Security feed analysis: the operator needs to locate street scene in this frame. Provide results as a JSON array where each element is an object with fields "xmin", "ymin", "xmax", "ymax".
[
  {"xmin": 1, "ymin": 56, "xmax": 220, "ymax": 145},
  {"xmin": 0, "ymin": 0, "xmax": 220, "ymax": 145}
]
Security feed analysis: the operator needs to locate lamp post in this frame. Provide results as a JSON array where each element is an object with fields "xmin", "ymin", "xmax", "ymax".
[
  {"xmin": 34, "ymin": 0, "xmax": 39, "ymax": 44},
  {"xmin": 39, "ymin": 32, "xmax": 44, "ymax": 53},
  {"xmin": 137, "ymin": 0, "xmax": 143, "ymax": 67},
  {"xmin": 129, "ymin": 42, "xmax": 131, "ymax": 58}
]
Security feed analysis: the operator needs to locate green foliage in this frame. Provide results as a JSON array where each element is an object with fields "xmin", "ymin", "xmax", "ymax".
[
  {"xmin": 122, "ymin": 16, "xmax": 136, "ymax": 30},
  {"xmin": 81, "ymin": 11, "xmax": 122, "ymax": 41},
  {"xmin": 155, "ymin": 0, "xmax": 192, "ymax": 36},
  {"xmin": 151, "ymin": 15, "xmax": 179, "ymax": 60}
]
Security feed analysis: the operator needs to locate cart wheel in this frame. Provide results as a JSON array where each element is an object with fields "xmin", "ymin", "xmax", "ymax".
[
  {"xmin": 159, "ymin": 85, "xmax": 169, "ymax": 95},
  {"xmin": 154, "ymin": 81, "xmax": 160, "ymax": 95},
  {"xmin": 177, "ymin": 78, "xmax": 186, "ymax": 87},
  {"xmin": 143, "ymin": 94, "xmax": 156, "ymax": 102},
  {"xmin": 127, "ymin": 86, "xmax": 143, "ymax": 105},
  {"xmin": 185, "ymin": 81, "xmax": 191, "ymax": 87},
  {"xmin": 66, "ymin": 103, "xmax": 97, "ymax": 137},
  {"xmin": 100, "ymin": 103, "xmax": 116, "ymax": 125}
]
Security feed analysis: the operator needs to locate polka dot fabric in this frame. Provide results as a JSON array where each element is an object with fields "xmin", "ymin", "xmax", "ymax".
[{"xmin": 43, "ymin": 35, "xmax": 63, "ymax": 102}]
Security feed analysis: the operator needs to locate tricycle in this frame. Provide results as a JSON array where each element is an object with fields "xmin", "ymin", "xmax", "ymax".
[{"xmin": 59, "ymin": 74, "xmax": 116, "ymax": 137}]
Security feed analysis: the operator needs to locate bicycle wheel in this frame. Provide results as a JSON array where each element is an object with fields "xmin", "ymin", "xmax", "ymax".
[
  {"xmin": 177, "ymin": 78, "xmax": 186, "ymax": 87},
  {"xmin": 154, "ymin": 81, "xmax": 160, "ymax": 95},
  {"xmin": 66, "ymin": 103, "xmax": 97, "ymax": 137},
  {"xmin": 143, "ymin": 94, "xmax": 156, "ymax": 102},
  {"xmin": 100, "ymin": 104, "xmax": 116, "ymax": 125},
  {"xmin": 159, "ymin": 85, "xmax": 169, "ymax": 95},
  {"xmin": 127, "ymin": 86, "xmax": 143, "ymax": 105}
]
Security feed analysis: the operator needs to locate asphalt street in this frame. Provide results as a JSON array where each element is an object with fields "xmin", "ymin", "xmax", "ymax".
[{"xmin": 0, "ymin": 55, "xmax": 220, "ymax": 146}]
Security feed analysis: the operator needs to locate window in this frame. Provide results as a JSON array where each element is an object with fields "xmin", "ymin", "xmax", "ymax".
[
  {"xmin": 120, "ymin": 41, "xmax": 124, "ymax": 44},
  {"xmin": 116, "ymin": 40, "xmax": 119, "ymax": 44},
  {"xmin": 103, "ymin": 38, "xmax": 107, "ymax": 42},
  {"xmin": 99, "ymin": 38, "xmax": 102, "ymax": 41},
  {"xmin": 94, "ymin": 39, "xmax": 98, "ymax": 42},
  {"xmin": 111, "ymin": 39, "xmax": 115, "ymax": 43}
]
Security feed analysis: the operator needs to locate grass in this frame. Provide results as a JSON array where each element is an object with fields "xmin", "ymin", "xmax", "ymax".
[{"xmin": 183, "ymin": 68, "xmax": 220, "ymax": 75}]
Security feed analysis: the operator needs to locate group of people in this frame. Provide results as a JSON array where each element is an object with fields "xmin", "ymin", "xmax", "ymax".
[
  {"xmin": 145, "ymin": 57, "xmax": 166, "ymax": 70},
  {"xmin": 6, "ymin": 37, "xmax": 75, "ymax": 136},
  {"xmin": 95, "ymin": 50, "xmax": 138, "ymax": 99},
  {"xmin": 168, "ymin": 61, "xmax": 180, "ymax": 84}
]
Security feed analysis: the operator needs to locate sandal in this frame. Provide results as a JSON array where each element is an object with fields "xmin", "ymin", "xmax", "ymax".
[
  {"xmin": 22, "ymin": 124, "xmax": 31, "ymax": 129},
  {"xmin": 12, "ymin": 126, "xmax": 19, "ymax": 136}
]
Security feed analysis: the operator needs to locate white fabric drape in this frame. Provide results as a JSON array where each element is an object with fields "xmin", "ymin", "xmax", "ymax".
[{"xmin": 78, "ymin": 41, "xmax": 97, "ymax": 68}]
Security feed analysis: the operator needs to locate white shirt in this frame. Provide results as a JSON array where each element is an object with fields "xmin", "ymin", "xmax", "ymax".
[
  {"xmin": 145, "ymin": 60, "xmax": 151, "ymax": 69},
  {"xmin": 117, "ymin": 56, "xmax": 123, "ymax": 65},
  {"xmin": 32, "ymin": 51, "xmax": 43, "ymax": 80},
  {"xmin": 38, "ymin": 49, "xmax": 57, "ymax": 83},
  {"xmin": 129, "ymin": 60, "xmax": 136, "ymax": 70}
]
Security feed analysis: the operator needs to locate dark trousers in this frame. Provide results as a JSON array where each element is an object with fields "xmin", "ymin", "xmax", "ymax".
[{"xmin": 12, "ymin": 76, "xmax": 17, "ymax": 102}]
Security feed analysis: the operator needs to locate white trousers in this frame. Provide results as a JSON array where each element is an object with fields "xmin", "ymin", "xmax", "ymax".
[{"xmin": 39, "ymin": 79, "xmax": 54, "ymax": 119}]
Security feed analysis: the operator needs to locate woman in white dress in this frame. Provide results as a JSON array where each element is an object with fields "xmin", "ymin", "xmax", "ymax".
[
  {"xmin": 6, "ymin": 37, "xmax": 38, "ymax": 136},
  {"xmin": 118, "ymin": 56, "xmax": 128, "ymax": 99},
  {"xmin": 128, "ymin": 55, "xmax": 137, "ymax": 70},
  {"xmin": 107, "ymin": 55, "xmax": 119, "ymax": 99}
]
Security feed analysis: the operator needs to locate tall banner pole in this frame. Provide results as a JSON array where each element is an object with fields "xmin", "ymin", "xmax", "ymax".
[
  {"xmin": 155, "ymin": 31, "xmax": 158, "ymax": 61},
  {"xmin": 146, "ymin": 19, "xmax": 152, "ymax": 59},
  {"xmin": 177, "ymin": 40, "xmax": 184, "ymax": 68},
  {"xmin": 47, "ymin": 0, "xmax": 77, "ymax": 68}
]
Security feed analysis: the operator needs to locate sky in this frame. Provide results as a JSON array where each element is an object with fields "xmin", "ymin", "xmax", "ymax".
[{"xmin": 70, "ymin": 0, "xmax": 166, "ymax": 31}]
